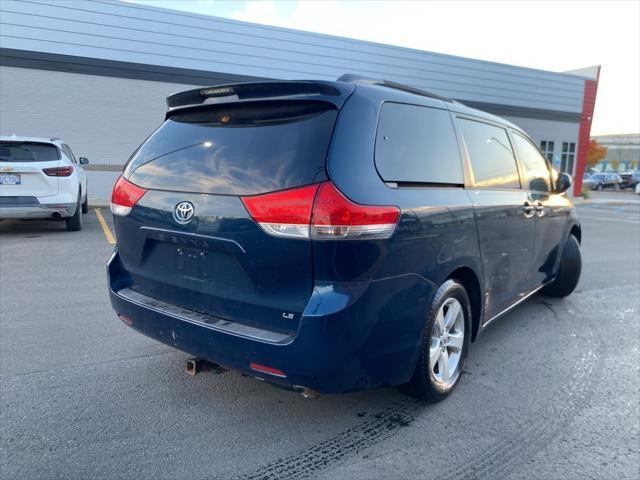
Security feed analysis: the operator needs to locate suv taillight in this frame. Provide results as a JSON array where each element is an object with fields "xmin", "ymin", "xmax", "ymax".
[
  {"xmin": 241, "ymin": 182, "xmax": 400, "ymax": 240},
  {"xmin": 43, "ymin": 166, "xmax": 73, "ymax": 177},
  {"xmin": 111, "ymin": 176, "xmax": 147, "ymax": 216}
]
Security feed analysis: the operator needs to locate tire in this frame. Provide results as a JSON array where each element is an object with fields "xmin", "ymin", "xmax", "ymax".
[
  {"xmin": 541, "ymin": 234, "xmax": 581, "ymax": 298},
  {"xmin": 65, "ymin": 192, "xmax": 83, "ymax": 231},
  {"xmin": 399, "ymin": 279, "xmax": 471, "ymax": 403},
  {"xmin": 596, "ymin": 183, "xmax": 603, "ymax": 191},
  {"xmin": 81, "ymin": 192, "xmax": 89, "ymax": 214}
]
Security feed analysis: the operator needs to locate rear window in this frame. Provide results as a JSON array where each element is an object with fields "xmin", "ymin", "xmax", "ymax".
[
  {"xmin": 124, "ymin": 101, "xmax": 338, "ymax": 195},
  {"xmin": 0, "ymin": 142, "xmax": 60, "ymax": 162},
  {"xmin": 375, "ymin": 103, "xmax": 463, "ymax": 185}
]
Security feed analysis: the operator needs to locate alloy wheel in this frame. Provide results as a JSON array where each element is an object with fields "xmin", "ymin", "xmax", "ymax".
[{"xmin": 429, "ymin": 297, "xmax": 465, "ymax": 387}]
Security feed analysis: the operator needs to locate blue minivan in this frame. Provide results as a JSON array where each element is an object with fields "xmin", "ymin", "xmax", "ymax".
[{"xmin": 108, "ymin": 76, "xmax": 582, "ymax": 402}]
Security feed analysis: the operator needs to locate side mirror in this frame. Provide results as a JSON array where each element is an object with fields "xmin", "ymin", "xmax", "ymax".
[
  {"xmin": 79, "ymin": 157, "xmax": 89, "ymax": 165},
  {"xmin": 555, "ymin": 172, "xmax": 572, "ymax": 193}
]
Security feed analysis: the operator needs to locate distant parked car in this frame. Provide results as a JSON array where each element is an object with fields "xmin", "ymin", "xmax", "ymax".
[
  {"xmin": 619, "ymin": 171, "xmax": 640, "ymax": 189},
  {"xmin": 582, "ymin": 172, "xmax": 622, "ymax": 191},
  {"xmin": 0, "ymin": 136, "xmax": 89, "ymax": 230}
]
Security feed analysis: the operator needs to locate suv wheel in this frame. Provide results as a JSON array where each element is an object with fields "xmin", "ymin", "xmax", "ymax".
[
  {"xmin": 81, "ymin": 192, "xmax": 89, "ymax": 214},
  {"xmin": 65, "ymin": 192, "xmax": 83, "ymax": 231},
  {"xmin": 400, "ymin": 279, "xmax": 471, "ymax": 402},
  {"xmin": 541, "ymin": 234, "xmax": 581, "ymax": 298}
]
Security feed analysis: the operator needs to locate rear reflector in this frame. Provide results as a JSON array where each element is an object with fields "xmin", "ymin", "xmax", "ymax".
[
  {"xmin": 241, "ymin": 181, "xmax": 399, "ymax": 240},
  {"xmin": 249, "ymin": 362, "xmax": 287, "ymax": 378},
  {"xmin": 118, "ymin": 314, "xmax": 134, "ymax": 326},
  {"xmin": 111, "ymin": 176, "xmax": 147, "ymax": 216},
  {"xmin": 43, "ymin": 166, "xmax": 73, "ymax": 177}
]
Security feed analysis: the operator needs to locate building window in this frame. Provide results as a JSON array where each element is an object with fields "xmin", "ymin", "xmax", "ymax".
[
  {"xmin": 540, "ymin": 140, "xmax": 555, "ymax": 162},
  {"xmin": 561, "ymin": 142, "xmax": 576, "ymax": 174}
]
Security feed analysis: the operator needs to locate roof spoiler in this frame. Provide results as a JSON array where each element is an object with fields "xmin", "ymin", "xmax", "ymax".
[
  {"xmin": 166, "ymin": 81, "xmax": 354, "ymax": 113},
  {"xmin": 336, "ymin": 74, "xmax": 454, "ymax": 103}
]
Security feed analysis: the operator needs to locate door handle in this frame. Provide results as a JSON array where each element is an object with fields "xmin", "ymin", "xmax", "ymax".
[
  {"xmin": 523, "ymin": 201, "xmax": 535, "ymax": 218},
  {"xmin": 534, "ymin": 200, "xmax": 545, "ymax": 217}
]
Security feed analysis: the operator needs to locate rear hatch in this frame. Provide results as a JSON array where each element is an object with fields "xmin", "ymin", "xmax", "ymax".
[
  {"xmin": 114, "ymin": 90, "xmax": 347, "ymax": 335},
  {"xmin": 0, "ymin": 142, "xmax": 60, "ymax": 199}
]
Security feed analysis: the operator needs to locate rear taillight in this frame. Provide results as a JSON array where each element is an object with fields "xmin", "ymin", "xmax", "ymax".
[
  {"xmin": 43, "ymin": 166, "xmax": 73, "ymax": 177},
  {"xmin": 241, "ymin": 184, "xmax": 319, "ymax": 238},
  {"xmin": 310, "ymin": 182, "xmax": 400, "ymax": 239},
  {"xmin": 111, "ymin": 176, "xmax": 147, "ymax": 216},
  {"xmin": 241, "ymin": 182, "xmax": 400, "ymax": 240}
]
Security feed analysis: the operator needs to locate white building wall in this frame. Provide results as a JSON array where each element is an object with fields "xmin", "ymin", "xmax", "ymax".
[
  {"xmin": 0, "ymin": 65, "xmax": 190, "ymax": 166},
  {"xmin": 0, "ymin": 65, "xmax": 194, "ymax": 202}
]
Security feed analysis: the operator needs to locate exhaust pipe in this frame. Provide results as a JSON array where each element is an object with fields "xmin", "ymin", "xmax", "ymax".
[
  {"xmin": 186, "ymin": 357, "xmax": 227, "ymax": 376},
  {"xmin": 300, "ymin": 388, "xmax": 320, "ymax": 399},
  {"xmin": 51, "ymin": 212, "xmax": 62, "ymax": 220}
]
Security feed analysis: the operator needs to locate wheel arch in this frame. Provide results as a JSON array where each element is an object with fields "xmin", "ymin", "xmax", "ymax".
[
  {"xmin": 569, "ymin": 223, "xmax": 581, "ymax": 244},
  {"xmin": 447, "ymin": 266, "xmax": 483, "ymax": 342}
]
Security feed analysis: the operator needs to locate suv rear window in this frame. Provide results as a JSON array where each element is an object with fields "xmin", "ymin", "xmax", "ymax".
[
  {"xmin": 124, "ymin": 101, "xmax": 338, "ymax": 195},
  {"xmin": 375, "ymin": 103, "xmax": 463, "ymax": 185},
  {"xmin": 0, "ymin": 142, "xmax": 60, "ymax": 162}
]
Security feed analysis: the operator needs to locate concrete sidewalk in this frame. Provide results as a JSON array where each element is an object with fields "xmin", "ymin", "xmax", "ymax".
[{"xmin": 573, "ymin": 190, "xmax": 640, "ymax": 206}]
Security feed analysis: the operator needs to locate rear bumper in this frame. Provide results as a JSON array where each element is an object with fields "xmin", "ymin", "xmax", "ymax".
[
  {"xmin": 0, "ymin": 201, "xmax": 76, "ymax": 219},
  {"xmin": 108, "ymin": 250, "xmax": 436, "ymax": 393}
]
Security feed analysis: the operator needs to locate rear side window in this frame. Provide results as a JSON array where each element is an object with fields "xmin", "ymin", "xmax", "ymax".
[
  {"xmin": 375, "ymin": 103, "xmax": 463, "ymax": 184},
  {"xmin": 124, "ymin": 101, "xmax": 337, "ymax": 196},
  {"xmin": 0, "ymin": 142, "xmax": 60, "ymax": 162},
  {"xmin": 62, "ymin": 144, "xmax": 78, "ymax": 164},
  {"xmin": 458, "ymin": 118, "xmax": 520, "ymax": 189},
  {"xmin": 511, "ymin": 132, "xmax": 552, "ymax": 192}
]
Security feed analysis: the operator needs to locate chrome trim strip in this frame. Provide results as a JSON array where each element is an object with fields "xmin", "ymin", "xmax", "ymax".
[
  {"xmin": 115, "ymin": 287, "xmax": 294, "ymax": 345},
  {"xmin": 482, "ymin": 283, "xmax": 547, "ymax": 328}
]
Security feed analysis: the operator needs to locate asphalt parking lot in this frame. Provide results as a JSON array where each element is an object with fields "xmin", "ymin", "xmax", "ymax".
[{"xmin": 1, "ymin": 199, "xmax": 639, "ymax": 480}]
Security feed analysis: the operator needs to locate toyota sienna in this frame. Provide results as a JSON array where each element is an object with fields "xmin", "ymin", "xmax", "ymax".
[{"xmin": 107, "ymin": 76, "xmax": 582, "ymax": 402}]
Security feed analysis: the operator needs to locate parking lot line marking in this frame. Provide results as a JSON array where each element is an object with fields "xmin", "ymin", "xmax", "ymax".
[
  {"xmin": 578, "ymin": 214, "xmax": 640, "ymax": 225},
  {"xmin": 95, "ymin": 208, "xmax": 116, "ymax": 244}
]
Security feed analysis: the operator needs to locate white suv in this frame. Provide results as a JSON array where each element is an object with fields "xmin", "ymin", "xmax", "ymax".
[{"xmin": 0, "ymin": 136, "xmax": 88, "ymax": 231}]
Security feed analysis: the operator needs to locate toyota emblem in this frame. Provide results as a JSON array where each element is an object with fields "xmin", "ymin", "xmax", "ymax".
[{"xmin": 173, "ymin": 201, "xmax": 194, "ymax": 224}]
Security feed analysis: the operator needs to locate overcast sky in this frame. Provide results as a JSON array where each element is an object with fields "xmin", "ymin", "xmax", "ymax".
[{"xmin": 131, "ymin": 0, "xmax": 639, "ymax": 135}]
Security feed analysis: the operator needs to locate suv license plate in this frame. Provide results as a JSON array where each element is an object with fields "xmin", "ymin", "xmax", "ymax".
[{"xmin": 0, "ymin": 173, "xmax": 21, "ymax": 185}]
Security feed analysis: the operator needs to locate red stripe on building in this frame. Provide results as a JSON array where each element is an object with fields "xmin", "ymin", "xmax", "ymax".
[{"xmin": 573, "ymin": 68, "xmax": 601, "ymax": 196}]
